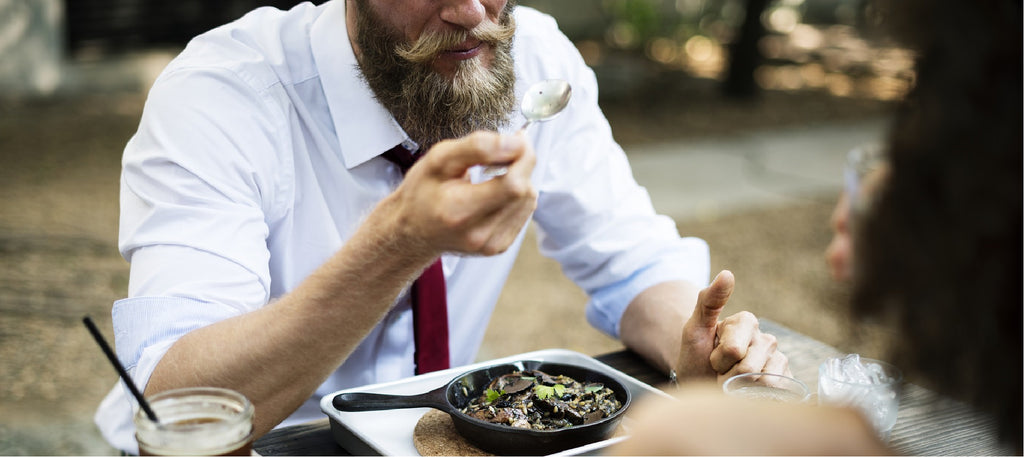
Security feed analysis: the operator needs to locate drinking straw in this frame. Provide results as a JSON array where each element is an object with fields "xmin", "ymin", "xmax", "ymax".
[{"xmin": 82, "ymin": 315, "xmax": 160, "ymax": 423}]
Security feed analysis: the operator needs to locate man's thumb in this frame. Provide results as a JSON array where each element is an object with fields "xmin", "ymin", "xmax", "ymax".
[{"xmin": 694, "ymin": 270, "xmax": 735, "ymax": 328}]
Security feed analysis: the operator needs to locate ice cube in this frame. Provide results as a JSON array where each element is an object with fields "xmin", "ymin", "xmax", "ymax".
[
  {"xmin": 825, "ymin": 354, "xmax": 893, "ymax": 385},
  {"xmin": 839, "ymin": 354, "xmax": 873, "ymax": 384},
  {"xmin": 867, "ymin": 362, "xmax": 892, "ymax": 384},
  {"xmin": 819, "ymin": 354, "xmax": 901, "ymax": 437}
]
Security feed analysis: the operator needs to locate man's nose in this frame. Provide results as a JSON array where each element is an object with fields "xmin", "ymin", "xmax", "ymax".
[{"xmin": 438, "ymin": 0, "xmax": 486, "ymax": 30}]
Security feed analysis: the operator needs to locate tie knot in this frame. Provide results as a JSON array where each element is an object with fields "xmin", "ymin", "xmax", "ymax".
[{"xmin": 382, "ymin": 144, "xmax": 419, "ymax": 175}]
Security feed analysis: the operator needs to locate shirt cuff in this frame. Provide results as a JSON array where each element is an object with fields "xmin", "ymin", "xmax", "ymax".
[
  {"xmin": 584, "ymin": 237, "xmax": 710, "ymax": 338},
  {"xmin": 113, "ymin": 296, "xmax": 241, "ymax": 381}
]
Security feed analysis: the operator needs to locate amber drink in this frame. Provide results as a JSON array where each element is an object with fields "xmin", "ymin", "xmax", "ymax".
[{"xmin": 134, "ymin": 387, "xmax": 254, "ymax": 456}]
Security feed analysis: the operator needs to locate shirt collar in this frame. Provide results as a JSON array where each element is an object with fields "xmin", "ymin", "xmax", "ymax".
[{"xmin": 310, "ymin": 0, "xmax": 409, "ymax": 169}]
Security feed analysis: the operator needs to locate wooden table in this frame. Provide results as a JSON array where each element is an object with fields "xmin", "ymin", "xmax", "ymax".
[{"xmin": 254, "ymin": 319, "xmax": 1013, "ymax": 455}]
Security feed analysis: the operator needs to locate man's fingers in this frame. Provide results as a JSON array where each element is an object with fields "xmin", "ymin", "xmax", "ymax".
[
  {"xmin": 502, "ymin": 131, "xmax": 535, "ymax": 176},
  {"xmin": 762, "ymin": 350, "xmax": 791, "ymax": 377},
  {"xmin": 467, "ymin": 180, "xmax": 538, "ymax": 255},
  {"xmin": 730, "ymin": 331, "xmax": 777, "ymax": 376},
  {"xmin": 709, "ymin": 311, "xmax": 760, "ymax": 373},
  {"xmin": 429, "ymin": 131, "xmax": 526, "ymax": 179},
  {"xmin": 413, "ymin": 131, "xmax": 536, "ymax": 246},
  {"xmin": 693, "ymin": 270, "xmax": 734, "ymax": 329}
]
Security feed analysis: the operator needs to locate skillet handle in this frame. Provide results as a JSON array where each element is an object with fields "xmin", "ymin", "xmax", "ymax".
[{"xmin": 332, "ymin": 384, "xmax": 450, "ymax": 412}]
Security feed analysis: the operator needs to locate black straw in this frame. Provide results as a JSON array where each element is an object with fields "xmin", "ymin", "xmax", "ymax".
[{"xmin": 83, "ymin": 316, "xmax": 160, "ymax": 423}]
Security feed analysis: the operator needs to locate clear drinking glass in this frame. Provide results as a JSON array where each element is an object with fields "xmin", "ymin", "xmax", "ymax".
[
  {"xmin": 818, "ymin": 355, "xmax": 903, "ymax": 439},
  {"xmin": 134, "ymin": 387, "xmax": 255, "ymax": 456},
  {"xmin": 722, "ymin": 372, "xmax": 810, "ymax": 403}
]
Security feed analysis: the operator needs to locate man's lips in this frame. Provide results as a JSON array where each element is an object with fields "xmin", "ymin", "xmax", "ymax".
[{"xmin": 440, "ymin": 40, "xmax": 484, "ymax": 60}]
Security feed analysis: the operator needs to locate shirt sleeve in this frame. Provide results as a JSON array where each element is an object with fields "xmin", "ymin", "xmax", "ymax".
[
  {"xmin": 520, "ymin": 10, "xmax": 711, "ymax": 338},
  {"xmin": 115, "ymin": 60, "xmax": 290, "ymax": 385}
]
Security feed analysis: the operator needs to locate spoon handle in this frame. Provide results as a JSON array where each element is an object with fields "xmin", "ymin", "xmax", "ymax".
[
  {"xmin": 480, "ymin": 163, "xmax": 510, "ymax": 178},
  {"xmin": 479, "ymin": 120, "xmax": 534, "ymax": 178}
]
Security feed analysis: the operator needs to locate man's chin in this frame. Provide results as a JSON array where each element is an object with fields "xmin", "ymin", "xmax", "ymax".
[{"xmin": 427, "ymin": 62, "xmax": 462, "ymax": 81}]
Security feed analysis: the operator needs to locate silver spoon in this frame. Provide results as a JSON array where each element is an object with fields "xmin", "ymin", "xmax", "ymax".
[{"xmin": 481, "ymin": 79, "xmax": 572, "ymax": 178}]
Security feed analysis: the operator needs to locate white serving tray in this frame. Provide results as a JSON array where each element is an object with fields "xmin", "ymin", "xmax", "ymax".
[{"xmin": 319, "ymin": 348, "xmax": 670, "ymax": 455}]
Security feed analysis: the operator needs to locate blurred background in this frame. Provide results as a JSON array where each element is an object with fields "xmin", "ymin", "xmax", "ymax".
[{"xmin": 0, "ymin": 0, "xmax": 906, "ymax": 454}]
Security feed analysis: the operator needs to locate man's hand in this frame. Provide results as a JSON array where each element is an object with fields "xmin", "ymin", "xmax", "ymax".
[
  {"xmin": 383, "ymin": 131, "xmax": 538, "ymax": 259},
  {"xmin": 675, "ymin": 270, "xmax": 790, "ymax": 383}
]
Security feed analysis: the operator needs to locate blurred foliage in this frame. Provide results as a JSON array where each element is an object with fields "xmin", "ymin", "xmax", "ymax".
[
  {"xmin": 520, "ymin": 0, "xmax": 913, "ymax": 101},
  {"xmin": 603, "ymin": 0, "xmax": 668, "ymax": 49},
  {"xmin": 521, "ymin": 0, "xmax": 866, "ymax": 52}
]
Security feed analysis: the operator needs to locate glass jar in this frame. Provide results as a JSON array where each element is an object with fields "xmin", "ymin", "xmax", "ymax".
[{"xmin": 134, "ymin": 387, "xmax": 254, "ymax": 456}]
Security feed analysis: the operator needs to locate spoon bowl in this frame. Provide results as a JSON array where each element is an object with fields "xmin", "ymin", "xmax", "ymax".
[
  {"xmin": 481, "ymin": 79, "xmax": 572, "ymax": 178},
  {"xmin": 520, "ymin": 79, "xmax": 572, "ymax": 129}
]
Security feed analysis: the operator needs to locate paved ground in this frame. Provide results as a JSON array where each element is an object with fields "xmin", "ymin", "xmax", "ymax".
[
  {"xmin": 482, "ymin": 119, "xmax": 893, "ymax": 362},
  {"xmin": 0, "ymin": 52, "xmax": 896, "ymax": 454}
]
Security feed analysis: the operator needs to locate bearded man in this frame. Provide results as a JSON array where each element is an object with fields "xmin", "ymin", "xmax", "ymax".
[{"xmin": 95, "ymin": 0, "xmax": 788, "ymax": 453}]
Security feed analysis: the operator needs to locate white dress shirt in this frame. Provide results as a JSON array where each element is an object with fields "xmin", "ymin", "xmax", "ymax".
[{"xmin": 95, "ymin": 1, "xmax": 709, "ymax": 452}]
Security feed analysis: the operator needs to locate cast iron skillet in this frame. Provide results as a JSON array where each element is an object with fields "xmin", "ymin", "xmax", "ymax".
[{"xmin": 330, "ymin": 360, "xmax": 631, "ymax": 455}]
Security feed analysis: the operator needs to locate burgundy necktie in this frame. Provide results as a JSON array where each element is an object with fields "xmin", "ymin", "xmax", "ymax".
[{"xmin": 382, "ymin": 144, "xmax": 450, "ymax": 374}]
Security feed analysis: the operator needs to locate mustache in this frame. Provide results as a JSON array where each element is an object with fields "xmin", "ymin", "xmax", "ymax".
[{"xmin": 396, "ymin": 16, "xmax": 516, "ymax": 64}]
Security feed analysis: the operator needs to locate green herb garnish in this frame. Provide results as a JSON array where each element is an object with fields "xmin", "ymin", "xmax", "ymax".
[
  {"xmin": 534, "ymin": 383, "xmax": 566, "ymax": 400},
  {"xmin": 484, "ymin": 388, "xmax": 505, "ymax": 404},
  {"xmin": 553, "ymin": 384, "xmax": 566, "ymax": 397},
  {"xmin": 534, "ymin": 385, "xmax": 554, "ymax": 400}
]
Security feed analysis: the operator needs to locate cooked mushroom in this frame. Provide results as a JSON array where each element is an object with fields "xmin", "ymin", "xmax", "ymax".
[{"xmin": 463, "ymin": 369, "xmax": 622, "ymax": 430}]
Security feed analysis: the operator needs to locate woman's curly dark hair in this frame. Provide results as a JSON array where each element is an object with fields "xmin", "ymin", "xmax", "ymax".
[{"xmin": 852, "ymin": 0, "xmax": 1022, "ymax": 450}]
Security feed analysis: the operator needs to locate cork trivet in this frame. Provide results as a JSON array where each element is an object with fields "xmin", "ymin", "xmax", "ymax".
[
  {"xmin": 412, "ymin": 409, "xmax": 492, "ymax": 456},
  {"xmin": 411, "ymin": 409, "xmax": 629, "ymax": 456}
]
